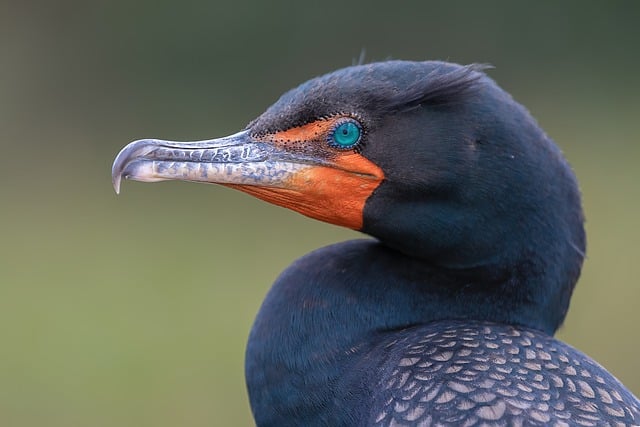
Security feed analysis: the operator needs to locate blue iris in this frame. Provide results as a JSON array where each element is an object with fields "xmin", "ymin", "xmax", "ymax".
[{"xmin": 329, "ymin": 119, "xmax": 362, "ymax": 150}]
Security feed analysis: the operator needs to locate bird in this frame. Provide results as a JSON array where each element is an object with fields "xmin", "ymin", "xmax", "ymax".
[{"xmin": 112, "ymin": 60, "xmax": 640, "ymax": 426}]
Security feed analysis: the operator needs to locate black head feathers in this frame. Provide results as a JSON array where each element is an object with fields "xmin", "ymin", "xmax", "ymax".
[{"xmin": 249, "ymin": 61, "xmax": 488, "ymax": 135}]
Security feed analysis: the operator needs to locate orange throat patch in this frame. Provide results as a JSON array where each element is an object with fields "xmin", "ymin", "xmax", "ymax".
[{"xmin": 228, "ymin": 153, "xmax": 383, "ymax": 230}]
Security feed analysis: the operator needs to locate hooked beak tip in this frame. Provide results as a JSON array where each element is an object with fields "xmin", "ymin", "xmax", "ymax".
[
  {"xmin": 112, "ymin": 175, "xmax": 121, "ymax": 194},
  {"xmin": 112, "ymin": 138, "xmax": 151, "ymax": 194},
  {"xmin": 111, "ymin": 155, "xmax": 124, "ymax": 194}
]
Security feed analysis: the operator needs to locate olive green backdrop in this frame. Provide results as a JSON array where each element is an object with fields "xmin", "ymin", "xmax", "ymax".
[{"xmin": 1, "ymin": 1, "xmax": 639, "ymax": 425}]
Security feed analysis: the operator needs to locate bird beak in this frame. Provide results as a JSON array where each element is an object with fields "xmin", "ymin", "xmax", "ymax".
[
  {"xmin": 112, "ymin": 130, "xmax": 311, "ymax": 194},
  {"xmin": 112, "ymin": 129, "xmax": 383, "ymax": 229}
]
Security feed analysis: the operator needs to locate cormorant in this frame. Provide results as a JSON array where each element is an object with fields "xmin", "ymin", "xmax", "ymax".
[{"xmin": 112, "ymin": 60, "xmax": 640, "ymax": 426}]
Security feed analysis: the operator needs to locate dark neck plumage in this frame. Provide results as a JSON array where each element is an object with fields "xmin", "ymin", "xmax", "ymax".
[
  {"xmin": 359, "ymin": 101, "xmax": 586, "ymax": 336},
  {"xmin": 245, "ymin": 87, "xmax": 586, "ymax": 424},
  {"xmin": 245, "ymin": 235, "xmax": 576, "ymax": 425}
]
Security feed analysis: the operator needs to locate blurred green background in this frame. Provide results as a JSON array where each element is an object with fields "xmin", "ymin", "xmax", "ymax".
[{"xmin": 1, "ymin": 1, "xmax": 639, "ymax": 425}]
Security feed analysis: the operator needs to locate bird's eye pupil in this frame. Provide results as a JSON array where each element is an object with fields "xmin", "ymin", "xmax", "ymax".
[{"xmin": 330, "ymin": 120, "xmax": 362, "ymax": 150}]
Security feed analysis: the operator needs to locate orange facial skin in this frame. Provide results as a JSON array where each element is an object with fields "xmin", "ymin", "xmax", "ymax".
[
  {"xmin": 257, "ymin": 119, "xmax": 339, "ymax": 145},
  {"xmin": 232, "ymin": 116, "xmax": 384, "ymax": 230}
]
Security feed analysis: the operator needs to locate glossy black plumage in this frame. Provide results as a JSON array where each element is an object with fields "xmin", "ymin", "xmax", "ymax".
[
  {"xmin": 112, "ymin": 60, "xmax": 640, "ymax": 426},
  {"xmin": 246, "ymin": 62, "xmax": 639, "ymax": 425},
  {"xmin": 246, "ymin": 241, "xmax": 640, "ymax": 426}
]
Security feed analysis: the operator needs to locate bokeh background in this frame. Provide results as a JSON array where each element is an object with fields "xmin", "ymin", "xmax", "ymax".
[{"xmin": 2, "ymin": 1, "xmax": 639, "ymax": 425}]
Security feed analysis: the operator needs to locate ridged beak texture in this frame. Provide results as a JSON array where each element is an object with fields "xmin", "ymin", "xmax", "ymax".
[
  {"xmin": 112, "ymin": 128, "xmax": 383, "ymax": 229},
  {"xmin": 112, "ymin": 130, "xmax": 309, "ymax": 194}
]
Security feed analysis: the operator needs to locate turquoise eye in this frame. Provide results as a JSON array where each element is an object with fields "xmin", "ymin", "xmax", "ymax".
[{"xmin": 329, "ymin": 119, "xmax": 362, "ymax": 150}]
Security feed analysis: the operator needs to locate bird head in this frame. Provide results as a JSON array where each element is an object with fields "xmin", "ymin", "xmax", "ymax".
[{"xmin": 112, "ymin": 60, "xmax": 585, "ymax": 331}]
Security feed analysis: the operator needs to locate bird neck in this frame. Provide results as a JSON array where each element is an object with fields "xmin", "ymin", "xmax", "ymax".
[{"xmin": 245, "ymin": 238, "xmax": 567, "ymax": 424}]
